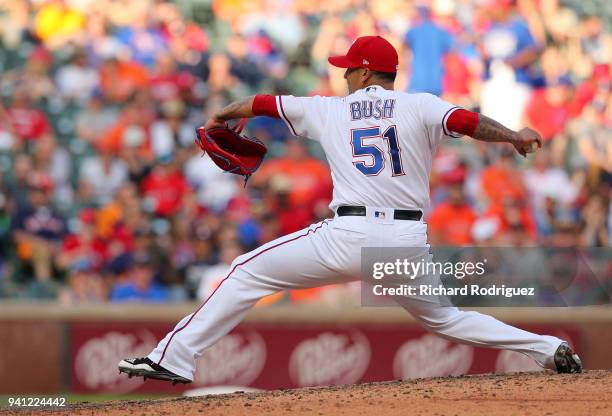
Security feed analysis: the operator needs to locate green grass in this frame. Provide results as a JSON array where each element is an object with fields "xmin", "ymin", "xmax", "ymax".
[
  {"xmin": 0, "ymin": 394, "xmax": 176, "ymax": 407},
  {"xmin": 67, "ymin": 394, "xmax": 174, "ymax": 403}
]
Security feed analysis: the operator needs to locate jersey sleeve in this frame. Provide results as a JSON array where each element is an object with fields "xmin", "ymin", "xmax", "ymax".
[
  {"xmin": 276, "ymin": 95, "xmax": 331, "ymax": 141},
  {"xmin": 418, "ymin": 93, "xmax": 463, "ymax": 148}
]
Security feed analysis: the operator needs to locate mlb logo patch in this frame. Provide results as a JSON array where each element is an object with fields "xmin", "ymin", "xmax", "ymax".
[{"xmin": 374, "ymin": 211, "xmax": 386, "ymax": 219}]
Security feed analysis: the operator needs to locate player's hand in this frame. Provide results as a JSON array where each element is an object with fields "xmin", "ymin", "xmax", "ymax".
[
  {"xmin": 204, "ymin": 117, "xmax": 248, "ymax": 134},
  {"xmin": 511, "ymin": 127, "xmax": 542, "ymax": 157},
  {"xmin": 204, "ymin": 116, "xmax": 228, "ymax": 130}
]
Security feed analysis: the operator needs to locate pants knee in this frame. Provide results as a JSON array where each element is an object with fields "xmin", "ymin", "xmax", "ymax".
[{"xmin": 411, "ymin": 305, "xmax": 463, "ymax": 329}]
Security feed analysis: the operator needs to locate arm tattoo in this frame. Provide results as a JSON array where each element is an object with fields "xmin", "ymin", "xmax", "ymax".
[
  {"xmin": 472, "ymin": 113, "xmax": 518, "ymax": 144},
  {"xmin": 214, "ymin": 96, "xmax": 255, "ymax": 121}
]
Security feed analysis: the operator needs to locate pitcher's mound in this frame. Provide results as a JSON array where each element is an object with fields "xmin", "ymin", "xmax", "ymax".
[{"xmin": 18, "ymin": 370, "xmax": 612, "ymax": 416}]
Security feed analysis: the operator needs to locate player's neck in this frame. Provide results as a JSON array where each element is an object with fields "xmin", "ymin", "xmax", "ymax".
[{"xmin": 362, "ymin": 81, "xmax": 394, "ymax": 91}]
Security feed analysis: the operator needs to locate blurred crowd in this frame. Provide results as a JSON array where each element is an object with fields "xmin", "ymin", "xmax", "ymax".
[{"xmin": 0, "ymin": 0, "xmax": 609, "ymax": 304}]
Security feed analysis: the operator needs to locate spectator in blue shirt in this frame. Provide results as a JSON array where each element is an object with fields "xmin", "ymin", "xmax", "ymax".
[
  {"xmin": 12, "ymin": 174, "xmax": 66, "ymax": 286},
  {"xmin": 482, "ymin": 0, "xmax": 540, "ymax": 85},
  {"xmin": 110, "ymin": 252, "xmax": 169, "ymax": 302},
  {"xmin": 404, "ymin": 5, "xmax": 453, "ymax": 96},
  {"xmin": 115, "ymin": 19, "xmax": 168, "ymax": 68}
]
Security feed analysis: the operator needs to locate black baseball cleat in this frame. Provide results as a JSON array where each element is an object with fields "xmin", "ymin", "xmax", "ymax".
[
  {"xmin": 554, "ymin": 342, "xmax": 583, "ymax": 374},
  {"xmin": 118, "ymin": 357, "xmax": 192, "ymax": 385}
]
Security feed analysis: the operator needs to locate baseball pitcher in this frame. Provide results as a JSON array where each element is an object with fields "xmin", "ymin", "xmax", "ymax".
[{"xmin": 119, "ymin": 36, "xmax": 582, "ymax": 384}]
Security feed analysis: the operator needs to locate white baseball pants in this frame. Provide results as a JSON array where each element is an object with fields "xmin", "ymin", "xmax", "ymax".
[{"xmin": 148, "ymin": 209, "xmax": 563, "ymax": 380}]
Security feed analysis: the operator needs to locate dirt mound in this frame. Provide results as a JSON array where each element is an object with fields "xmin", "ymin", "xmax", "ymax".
[{"xmin": 9, "ymin": 370, "xmax": 612, "ymax": 416}]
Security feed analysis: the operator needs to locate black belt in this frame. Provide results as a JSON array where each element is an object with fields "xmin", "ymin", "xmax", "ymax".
[{"xmin": 336, "ymin": 205, "xmax": 422, "ymax": 221}]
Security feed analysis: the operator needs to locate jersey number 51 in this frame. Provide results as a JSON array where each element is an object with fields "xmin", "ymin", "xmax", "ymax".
[{"xmin": 350, "ymin": 126, "xmax": 405, "ymax": 177}]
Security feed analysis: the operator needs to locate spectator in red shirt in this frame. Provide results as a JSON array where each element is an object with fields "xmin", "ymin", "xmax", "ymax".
[
  {"xmin": 443, "ymin": 52, "xmax": 472, "ymax": 105},
  {"xmin": 5, "ymin": 87, "xmax": 51, "ymax": 145},
  {"xmin": 483, "ymin": 196, "xmax": 538, "ymax": 243},
  {"xmin": 525, "ymin": 77, "xmax": 572, "ymax": 141},
  {"xmin": 156, "ymin": 2, "xmax": 208, "ymax": 52},
  {"xmin": 264, "ymin": 176, "xmax": 313, "ymax": 235},
  {"xmin": 141, "ymin": 156, "xmax": 191, "ymax": 217},
  {"xmin": 570, "ymin": 64, "xmax": 610, "ymax": 117},
  {"xmin": 56, "ymin": 209, "xmax": 107, "ymax": 272},
  {"xmin": 428, "ymin": 179, "xmax": 477, "ymax": 246},
  {"xmin": 149, "ymin": 52, "xmax": 194, "ymax": 103}
]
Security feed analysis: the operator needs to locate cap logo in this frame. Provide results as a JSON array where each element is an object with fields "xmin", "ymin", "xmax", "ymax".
[{"xmin": 363, "ymin": 59, "xmax": 369, "ymax": 65}]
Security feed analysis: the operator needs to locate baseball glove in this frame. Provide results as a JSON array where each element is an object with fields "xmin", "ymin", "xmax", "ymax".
[{"xmin": 195, "ymin": 118, "xmax": 267, "ymax": 185}]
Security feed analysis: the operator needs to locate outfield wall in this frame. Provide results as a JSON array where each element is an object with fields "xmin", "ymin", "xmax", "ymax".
[{"xmin": 0, "ymin": 304, "xmax": 610, "ymax": 394}]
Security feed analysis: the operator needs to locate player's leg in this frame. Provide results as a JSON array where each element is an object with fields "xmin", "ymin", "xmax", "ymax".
[
  {"xmin": 140, "ymin": 219, "xmax": 359, "ymax": 381},
  {"xmin": 399, "ymin": 297, "xmax": 563, "ymax": 369},
  {"xmin": 386, "ymin": 220, "xmax": 580, "ymax": 373}
]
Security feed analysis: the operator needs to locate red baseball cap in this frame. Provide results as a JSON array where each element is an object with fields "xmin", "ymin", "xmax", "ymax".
[
  {"xmin": 28, "ymin": 172, "xmax": 54, "ymax": 191},
  {"xmin": 328, "ymin": 36, "xmax": 399, "ymax": 73},
  {"xmin": 79, "ymin": 208, "xmax": 97, "ymax": 225}
]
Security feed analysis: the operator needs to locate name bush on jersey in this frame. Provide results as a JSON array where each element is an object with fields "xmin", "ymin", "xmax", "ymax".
[{"xmin": 350, "ymin": 99, "xmax": 396, "ymax": 120}]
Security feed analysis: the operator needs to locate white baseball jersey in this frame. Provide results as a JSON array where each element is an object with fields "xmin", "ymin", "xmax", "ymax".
[
  {"xmin": 275, "ymin": 86, "xmax": 463, "ymax": 212},
  {"xmin": 146, "ymin": 85, "xmax": 564, "ymax": 382}
]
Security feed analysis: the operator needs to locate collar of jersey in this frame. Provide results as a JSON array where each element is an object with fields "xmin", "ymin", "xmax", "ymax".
[{"xmin": 361, "ymin": 84, "xmax": 387, "ymax": 91}]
